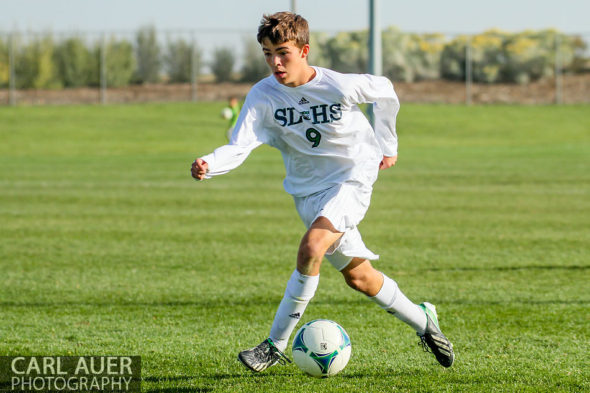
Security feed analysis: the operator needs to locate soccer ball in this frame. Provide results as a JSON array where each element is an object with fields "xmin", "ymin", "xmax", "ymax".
[
  {"xmin": 292, "ymin": 319, "xmax": 352, "ymax": 378},
  {"xmin": 221, "ymin": 107, "xmax": 233, "ymax": 120}
]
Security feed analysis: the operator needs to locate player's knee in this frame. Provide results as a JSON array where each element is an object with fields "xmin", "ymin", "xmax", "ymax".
[
  {"xmin": 297, "ymin": 242, "xmax": 324, "ymax": 276},
  {"xmin": 298, "ymin": 240, "xmax": 325, "ymax": 261},
  {"xmin": 344, "ymin": 270, "xmax": 370, "ymax": 294}
]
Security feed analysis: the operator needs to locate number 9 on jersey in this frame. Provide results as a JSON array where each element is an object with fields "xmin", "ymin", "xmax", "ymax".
[{"xmin": 306, "ymin": 128, "xmax": 322, "ymax": 148}]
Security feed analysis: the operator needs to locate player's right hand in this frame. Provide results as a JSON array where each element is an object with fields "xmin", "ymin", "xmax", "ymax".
[{"xmin": 191, "ymin": 158, "xmax": 209, "ymax": 181}]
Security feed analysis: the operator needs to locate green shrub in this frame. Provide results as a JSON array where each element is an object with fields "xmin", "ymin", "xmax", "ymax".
[
  {"xmin": 382, "ymin": 28, "xmax": 444, "ymax": 82},
  {"xmin": 165, "ymin": 38, "xmax": 201, "ymax": 83},
  {"xmin": 568, "ymin": 35, "xmax": 589, "ymax": 73},
  {"xmin": 308, "ymin": 32, "xmax": 331, "ymax": 68},
  {"xmin": 88, "ymin": 38, "xmax": 136, "ymax": 87},
  {"xmin": 441, "ymin": 32, "xmax": 505, "ymax": 83},
  {"xmin": 315, "ymin": 28, "xmax": 443, "ymax": 82},
  {"xmin": 53, "ymin": 37, "xmax": 93, "ymax": 87},
  {"xmin": 240, "ymin": 39, "xmax": 268, "ymax": 82},
  {"xmin": 0, "ymin": 37, "xmax": 8, "ymax": 87},
  {"xmin": 107, "ymin": 40, "xmax": 136, "ymax": 87},
  {"xmin": 15, "ymin": 35, "xmax": 61, "ymax": 89},
  {"xmin": 440, "ymin": 36, "xmax": 467, "ymax": 81},
  {"xmin": 322, "ymin": 31, "xmax": 368, "ymax": 74},
  {"xmin": 308, "ymin": 33, "xmax": 331, "ymax": 68},
  {"xmin": 211, "ymin": 47, "xmax": 235, "ymax": 82},
  {"xmin": 441, "ymin": 29, "xmax": 579, "ymax": 84},
  {"xmin": 134, "ymin": 26, "xmax": 161, "ymax": 83}
]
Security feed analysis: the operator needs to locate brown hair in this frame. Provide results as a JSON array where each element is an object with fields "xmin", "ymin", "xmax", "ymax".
[{"xmin": 257, "ymin": 12, "xmax": 309, "ymax": 48}]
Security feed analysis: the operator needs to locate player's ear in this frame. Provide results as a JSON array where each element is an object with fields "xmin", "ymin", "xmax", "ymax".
[{"xmin": 300, "ymin": 44, "xmax": 310, "ymax": 59}]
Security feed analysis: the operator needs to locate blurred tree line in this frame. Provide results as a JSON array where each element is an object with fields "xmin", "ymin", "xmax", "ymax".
[
  {"xmin": 0, "ymin": 26, "xmax": 587, "ymax": 89},
  {"xmin": 310, "ymin": 27, "xmax": 587, "ymax": 83}
]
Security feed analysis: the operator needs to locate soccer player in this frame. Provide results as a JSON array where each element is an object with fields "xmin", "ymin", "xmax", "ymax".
[
  {"xmin": 224, "ymin": 96, "xmax": 241, "ymax": 141},
  {"xmin": 191, "ymin": 12, "xmax": 455, "ymax": 371}
]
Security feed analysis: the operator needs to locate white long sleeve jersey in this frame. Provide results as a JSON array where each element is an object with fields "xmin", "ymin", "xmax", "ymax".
[{"xmin": 201, "ymin": 66, "xmax": 400, "ymax": 197}]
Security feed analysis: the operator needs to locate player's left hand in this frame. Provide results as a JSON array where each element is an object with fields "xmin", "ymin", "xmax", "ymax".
[{"xmin": 379, "ymin": 155, "xmax": 397, "ymax": 170}]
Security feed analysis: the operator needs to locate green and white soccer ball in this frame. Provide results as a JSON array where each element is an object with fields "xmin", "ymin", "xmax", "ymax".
[
  {"xmin": 292, "ymin": 319, "xmax": 352, "ymax": 378},
  {"xmin": 221, "ymin": 107, "xmax": 233, "ymax": 120}
]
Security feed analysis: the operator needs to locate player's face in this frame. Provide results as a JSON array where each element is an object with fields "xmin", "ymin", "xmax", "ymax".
[{"xmin": 262, "ymin": 39, "xmax": 311, "ymax": 87}]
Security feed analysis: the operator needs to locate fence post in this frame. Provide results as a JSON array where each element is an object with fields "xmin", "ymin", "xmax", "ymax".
[
  {"xmin": 8, "ymin": 32, "xmax": 16, "ymax": 106},
  {"xmin": 554, "ymin": 34, "xmax": 563, "ymax": 105},
  {"xmin": 191, "ymin": 31, "xmax": 197, "ymax": 102},
  {"xmin": 100, "ymin": 32, "xmax": 107, "ymax": 104},
  {"xmin": 465, "ymin": 35, "xmax": 473, "ymax": 106},
  {"xmin": 368, "ymin": 0, "xmax": 381, "ymax": 126}
]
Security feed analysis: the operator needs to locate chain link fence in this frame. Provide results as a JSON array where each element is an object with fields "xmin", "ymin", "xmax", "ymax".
[{"xmin": 0, "ymin": 28, "xmax": 588, "ymax": 105}]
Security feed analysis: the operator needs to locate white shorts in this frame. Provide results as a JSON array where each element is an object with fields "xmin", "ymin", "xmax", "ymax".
[{"xmin": 293, "ymin": 182, "xmax": 379, "ymax": 271}]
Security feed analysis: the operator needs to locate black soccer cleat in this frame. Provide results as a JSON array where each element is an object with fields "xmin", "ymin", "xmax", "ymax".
[
  {"xmin": 417, "ymin": 302, "xmax": 455, "ymax": 368},
  {"xmin": 238, "ymin": 338, "xmax": 292, "ymax": 373}
]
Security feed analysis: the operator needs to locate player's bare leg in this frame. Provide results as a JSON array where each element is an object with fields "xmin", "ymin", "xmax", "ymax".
[
  {"xmin": 238, "ymin": 217, "xmax": 342, "ymax": 372},
  {"xmin": 341, "ymin": 258, "xmax": 455, "ymax": 367},
  {"xmin": 296, "ymin": 216, "xmax": 343, "ymax": 276},
  {"xmin": 340, "ymin": 258, "xmax": 383, "ymax": 296}
]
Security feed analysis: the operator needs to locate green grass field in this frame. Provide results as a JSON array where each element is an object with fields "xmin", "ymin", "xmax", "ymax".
[{"xmin": 1, "ymin": 102, "xmax": 589, "ymax": 392}]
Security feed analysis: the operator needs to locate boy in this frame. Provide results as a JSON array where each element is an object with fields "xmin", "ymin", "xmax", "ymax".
[
  {"xmin": 191, "ymin": 12, "xmax": 454, "ymax": 371},
  {"xmin": 224, "ymin": 96, "xmax": 241, "ymax": 141}
]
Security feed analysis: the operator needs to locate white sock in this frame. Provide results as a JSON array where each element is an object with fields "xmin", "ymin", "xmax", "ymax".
[
  {"xmin": 269, "ymin": 270, "xmax": 319, "ymax": 352},
  {"xmin": 370, "ymin": 273, "xmax": 427, "ymax": 334}
]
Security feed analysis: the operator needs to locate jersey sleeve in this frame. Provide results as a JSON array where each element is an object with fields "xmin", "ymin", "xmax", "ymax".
[
  {"xmin": 348, "ymin": 74, "xmax": 400, "ymax": 157},
  {"xmin": 200, "ymin": 91, "xmax": 267, "ymax": 178}
]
